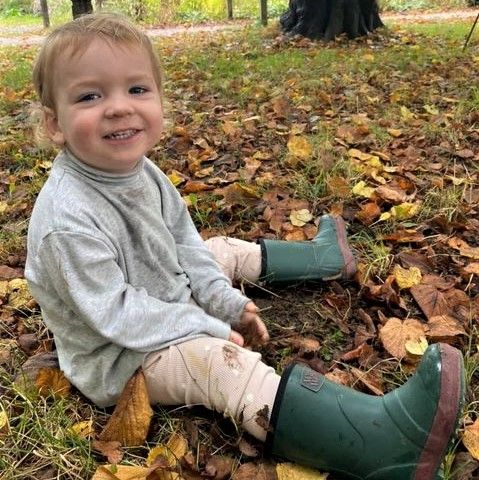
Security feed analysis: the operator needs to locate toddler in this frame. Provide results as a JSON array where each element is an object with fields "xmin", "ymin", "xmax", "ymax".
[{"xmin": 26, "ymin": 13, "xmax": 464, "ymax": 480}]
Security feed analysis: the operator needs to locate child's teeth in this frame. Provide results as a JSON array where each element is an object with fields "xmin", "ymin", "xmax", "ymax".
[{"xmin": 109, "ymin": 130, "xmax": 135, "ymax": 139}]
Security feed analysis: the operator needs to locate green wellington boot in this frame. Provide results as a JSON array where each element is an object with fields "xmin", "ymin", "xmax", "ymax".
[
  {"xmin": 265, "ymin": 343, "xmax": 464, "ymax": 480},
  {"xmin": 259, "ymin": 214, "xmax": 357, "ymax": 283}
]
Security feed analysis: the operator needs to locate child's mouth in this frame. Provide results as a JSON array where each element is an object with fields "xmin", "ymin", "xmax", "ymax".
[{"xmin": 104, "ymin": 129, "xmax": 139, "ymax": 140}]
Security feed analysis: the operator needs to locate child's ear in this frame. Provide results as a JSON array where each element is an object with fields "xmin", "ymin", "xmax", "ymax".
[{"xmin": 43, "ymin": 107, "xmax": 65, "ymax": 146}]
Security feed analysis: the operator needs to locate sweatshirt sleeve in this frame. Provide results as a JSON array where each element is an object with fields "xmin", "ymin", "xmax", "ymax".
[
  {"xmin": 157, "ymin": 172, "xmax": 250, "ymax": 324},
  {"xmin": 36, "ymin": 231, "xmax": 232, "ymax": 351}
]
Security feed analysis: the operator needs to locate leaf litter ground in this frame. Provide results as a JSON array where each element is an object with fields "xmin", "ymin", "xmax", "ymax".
[{"xmin": 1, "ymin": 16, "xmax": 479, "ymax": 480}]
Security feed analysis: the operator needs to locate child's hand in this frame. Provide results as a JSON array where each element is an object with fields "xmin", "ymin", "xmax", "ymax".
[
  {"xmin": 237, "ymin": 301, "xmax": 270, "ymax": 347},
  {"xmin": 229, "ymin": 329, "xmax": 245, "ymax": 347}
]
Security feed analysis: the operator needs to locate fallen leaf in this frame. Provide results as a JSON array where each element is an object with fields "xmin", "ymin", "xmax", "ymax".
[
  {"xmin": 91, "ymin": 464, "xmax": 151, "ymax": 480},
  {"xmin": 276, "ymin": 462, "xmax": 328, "ymax": 479},
  {"xmin": 427, "ymin": 314, "xmax": 466, "ymax": 341},
  {"xmin": 0, "ymin": 407, "xmax": 9, "ymax": 436},
  {"xmin": 99, "ymin": 369, "xmax": 153, "ymax": 446},
  {"xmin": 356, "ymin": 202, "xmax": 381, "ymax": 225},
  {"xmin": 379, "ymin": 318, "xmax": 426, "ymax": 359},
  {"xmin": 290, "ymin": 209, "xmax": 313, "ymax": 227},
  {"xmin": 448, "ymin": 237, "xmax": 479, "ymax": 260},
  {"xmin": 404, "ymin": 336, "xmax": 428, "ymax": 356},
  {"xmin": 204, "ymin": 455, "xmax": 235, "ymax": 480},
  {"xmin": 92, "ymin": 439, "xmax": 124, "ymax": 465},
  {"xmin": 464, "ymin": 263, "xmax": 479, "ymax": 275},
  {"xmin": 35, "ymin": 367, "xmax": 71, "ymax": 398},
  {"xmin": 147, "ymin": 433, "xmax": 188, "ymax": 467},
  {"xmin": 287, "ymin": 136, "xmax": 312, "ymax": 160},
  {"xmin": 463, "ymin": 419, "xmax": 479, "ymax": 460},
  {"xmin": 70, "ymin": 419, "xmax": 94, "ymax": 438},
  {"xmin": 350, "ymin": 367, "xmax": 384, "ymax": 396},
  {"xmin": 352, "ymin": 181, "xmax": 375, "ymax": 199},
  {"xmin": 7, "ymin": 278, "xmax": 35, "ymax": 310},
  {"xmin": 393, "ymin": 265, "xmax": 422, "ymax": 289},
  {"xmin": 167, "ymin": 170, "xmax": 186, "ymax": 187},
  {"xmin": 232, "ymin": 462, "xmax": 277, "ymax": 480}
]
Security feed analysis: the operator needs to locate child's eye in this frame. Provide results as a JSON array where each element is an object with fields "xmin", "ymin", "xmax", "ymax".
[
  {"xmin": 77, "ymin": 93, "xmax": 100, "ymax": 102},
  {"xmin": 130, "ymin": 86, "xmax": 148, "ymax": 95}
]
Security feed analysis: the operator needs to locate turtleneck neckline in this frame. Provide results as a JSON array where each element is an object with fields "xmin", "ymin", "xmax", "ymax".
[{"xmin": 58, "ymin": 149, "xmax": 145, "ymax": 186}]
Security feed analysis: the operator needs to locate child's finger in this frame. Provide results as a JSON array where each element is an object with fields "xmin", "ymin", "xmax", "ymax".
[{"xmin": 229, "ymin": 330, "xmax": 245, "ymax": 347}]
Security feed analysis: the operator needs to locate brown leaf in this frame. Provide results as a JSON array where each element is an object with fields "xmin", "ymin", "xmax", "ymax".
[
  {"xmin": 92, "ymin": 439, "xmax": 124, "ymax": 464},
  {"xmin": 381, "ymin": 230, "xmax": 425, "ymax": 244},
  {"xmin": 325, "ymin": 368, "xmax": 354, "ymax": 387},
  {"xmin": 379, "ymin": 317, "xmax": 426, "ymax": 360},
  {"xmin": 448, "ymin": 237, "xmax": 479, "ymax": 260},
  {"xmin": 375, "ymin": 185, "xmax": 408, "ymax": 204},
  {"xmin": 99, "ymin": 369, "xmax": 153, "ymax": 446},
  {"xmin": 290, "ymin": 336, "xmax": 320, "ymax": 356},
  {"xmin": 204, "ymin": 455, "xmax": 235, "ymax": 480},
  {"xmin": 426, "ymin": 315, "xmax": 466, "ymax": 341},
  {"xmin": 35, "ymin": 367, "xmax": 71, "ymax": 398},
  {"xmin": 183, "ymin": 181, "xmax": 212, "ymax": 194},
  {"xmin": 356, "ymin": 202, "xmax": 381, "ymax": 225},
  {"xmin": 232, "ymin": 462, "xmax": 277, "ymax": 480},
  {"xmin": 238, "ymin": 438, "xmax": 259, "ymax": 458},
  {"xmin": 410, "ymin": 284, "xmax": 448, "ymax": 320},
  {"xmin": 0, "ymin": 265, "xmax": 23, "ymax": 280},
  {"xmin": 350, "ymin": 367, "xmax": 384, "ymax": 396}
]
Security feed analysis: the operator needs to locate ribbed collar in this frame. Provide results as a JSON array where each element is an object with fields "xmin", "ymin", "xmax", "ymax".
[{"xmin": 55, "ymin": 149, "xmax": 145, "ymax": 187}]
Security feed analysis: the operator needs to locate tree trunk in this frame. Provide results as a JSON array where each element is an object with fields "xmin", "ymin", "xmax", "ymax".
[
  {"xmin": 280, "ymin": 0, "xmax": 383, "ymax": 41},
  {"xmin": 39, "ymin": 0, "xmax": 50, "ymax": 27},
  {"xmin": 71, "ymin": 0, "xmax": 93, "ymax": 19}
]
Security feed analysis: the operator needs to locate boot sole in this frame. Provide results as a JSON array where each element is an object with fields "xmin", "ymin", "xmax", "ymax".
[
  {"xmin": 413, "ymin": 343, "xmax": 464, "ymax": 480},
  {"xmin": 330, "ymin": 216, "xmax": 357, "ymax": 280}
]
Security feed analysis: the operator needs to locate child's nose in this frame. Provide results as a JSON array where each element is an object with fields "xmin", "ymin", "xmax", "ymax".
[{"xmin": 105, "ymin": 95, "xmax": 134, "ymax": 118}]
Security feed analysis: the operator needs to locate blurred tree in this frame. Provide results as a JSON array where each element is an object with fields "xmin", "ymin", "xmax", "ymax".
[
  {"xmin": 71, "ymin": 0, "xmax": 93, "ymax": 18},
  {"xmin": 280, "ymin": 0, "xmax": 383, "ymax": 41}
]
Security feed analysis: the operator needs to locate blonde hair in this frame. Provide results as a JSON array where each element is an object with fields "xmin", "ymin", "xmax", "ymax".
[{"xmin": 33, "ymin": 13, "xmax": 163, "ymax": 110}]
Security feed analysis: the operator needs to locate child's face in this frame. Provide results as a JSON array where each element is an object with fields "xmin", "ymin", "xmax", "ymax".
[{"xmin": 45, "ymin": 38, "xmax": 164, "ymax": 173}]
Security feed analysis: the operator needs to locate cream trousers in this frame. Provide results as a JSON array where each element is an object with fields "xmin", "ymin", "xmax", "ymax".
[{"xmin": 143, "ymin": 237, "xmax": 280, "ymax": 441}]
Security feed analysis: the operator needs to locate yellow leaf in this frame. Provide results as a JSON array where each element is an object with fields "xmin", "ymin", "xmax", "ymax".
[
  {"xmin": 276, "ymin": 462, "xmax": 328, "ymax": 480},
  {"xmin": 0, "ymin": 201, "xmax": 8, "ymax": 215},
  {"xmin": 463, "ymin": 419, "xmax": 479, "ymax": 460},
  {"xmin": 290, "ymin": 209, "xmax": 313, "ymax": 227},
  {"xmin": 91, "ymin": 464, "xmax": 150, "ymax": 480},
  {"xmin": 167, "ymin": 170, "xmax": 185, "ymax": 187},
  {"xmin": 379, "ymin": 211, "xmax": 391, "ymax": 221},
  {"xmin": 390, "ymin": 202, "xmax": 420, "ymax": 220},
  {"xmin": 99, "ymin": 369, "xmax": 153, "ymax": 447},
  {"xmin": 362, "ymin": 53, "xmax": 375, "ymax": 62},
  {"xmin": 424, "ymin": 104, "xmax": 439, "ymax": 115},
  {"xmin": 146, "ymin": 433, "xmax": 187, "ymax": 467},
  {"xmin": 0, "ymin": 407, "xmax": 9, "ymax": 435},
  {"xmin": 400, "ymin": 105, "xmax": 415, "ymax": 122},
  {"xmin": 7, "ymin": 278, "xmax": 35, "ymax": 310},
  {"xmin": 405, "ymin": 336, "xmax": 428, "ymax": 356},
  {"xmin": 393, "ymin": 265, "xmax": 422, "ymax": 289},
  {"xmin": 352, "ymin": 181, "xmax": 374, "ymax": 199},
  {"xmin": 70, "ymin": 419, "xmax": 94, "ymax": 438},
  {"xmin": 387, "ymin": 128, "xmax": 402, "ymax": 138},
  {"xmin": 287, "ymin": 136, "xmax": 312, "ymax": 159},
  {"xmin": 348, "ymin": 148, "xmax": 372, "ymax": 161}
]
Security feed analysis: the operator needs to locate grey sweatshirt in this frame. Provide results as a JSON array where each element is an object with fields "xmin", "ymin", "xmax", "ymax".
[{"xmin": 25, "ymin": 150, "xmax": 250, "ymax": 407}]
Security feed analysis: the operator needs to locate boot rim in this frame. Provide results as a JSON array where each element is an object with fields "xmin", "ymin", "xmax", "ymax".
[
  {"xmin": 264, "ymin": 361, "xmax": 297, "ymax": 456},
  {"xmin": 413, "ymin": 343, "xmax": 464, "ymax": 479}
]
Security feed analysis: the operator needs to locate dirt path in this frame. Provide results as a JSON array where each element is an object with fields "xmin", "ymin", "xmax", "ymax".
[{"xmin": 0, "ymin": 7, "xmax": 478, "ymax": 46}]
